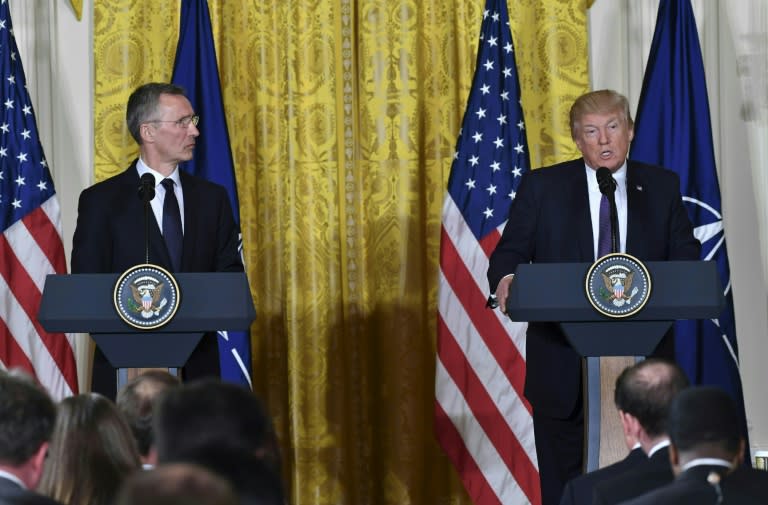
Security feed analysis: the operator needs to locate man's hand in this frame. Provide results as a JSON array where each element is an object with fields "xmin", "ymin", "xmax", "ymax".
[{"xmin": 494, "ymin": 275, "xmax": 514, "ymax": 315}]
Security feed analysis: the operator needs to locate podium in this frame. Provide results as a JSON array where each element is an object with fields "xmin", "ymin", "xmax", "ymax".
[
  {"xmin": 506, "ymin": 260, "xmax": 724, "ymax": 471},
  {"xmin": 38, "ymin": 272, "xmax": 256, "ymax": 382}
]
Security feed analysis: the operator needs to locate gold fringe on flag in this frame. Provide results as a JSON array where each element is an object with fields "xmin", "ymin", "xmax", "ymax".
[{"xmin": 69, "ymin": 0, "xmax": 82, "ymax": 20}]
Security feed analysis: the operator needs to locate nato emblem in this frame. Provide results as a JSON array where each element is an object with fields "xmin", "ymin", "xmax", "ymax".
[
  {"xmin": 113, "ymin": 264, "xmax": 180, "ymax": 329},
  {"xmin": 585, "ymin": 253, "xmax": 651, "ymax": 318}
]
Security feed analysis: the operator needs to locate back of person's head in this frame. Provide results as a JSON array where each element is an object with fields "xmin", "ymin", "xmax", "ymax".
[
  {"xmin": 0, "ymin": 370, "xmax": 56, "ymax": 467},
  {"xmin": 126, "ymin": 82, "xmax": 187, "ymax": 143},
  {"xmin": 116, "ymin": 370, "xmax": 180, "ymax": 458},
  {"xmin": 569, "ymin": 89, "xmax": 634, "ymax": 139},
  {"xmin": 667, "ymin": 386, "xmax": 742, "ymax": 459},
  {"xmin": 114, "ymin": 463, "xmax": 238, "ymax": 505},
  {"xmin": 38, "ymin": 393, "xmax": 141, "ymax": 505},
  {"xmin": 154, "ymin": 379, "xmax": 279, "ymax": 470},
  {"xmin": 614, "ymin": 358, "xmax": 690, "ymax": 437},
  {"xmin": 178, "ymin": 446, "xmax": 285, "ymax": 505}
]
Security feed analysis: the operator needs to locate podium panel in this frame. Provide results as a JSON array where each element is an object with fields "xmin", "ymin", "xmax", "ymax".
[
  {"xmin": 506, "ymin": 260, "xmax": 724, "ymax": 471},
  {"xmin": 38, "ymin": 272, "xmax": 255, "ymax": 370}
]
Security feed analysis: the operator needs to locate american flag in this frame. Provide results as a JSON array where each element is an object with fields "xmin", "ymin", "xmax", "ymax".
[
  {"xmin": 434, "ymin": 1, "xmax": 539, "ymax": 504},
  {"xmin": 0, "ymin": 1, "xmax": 78, "ymax": 399}
]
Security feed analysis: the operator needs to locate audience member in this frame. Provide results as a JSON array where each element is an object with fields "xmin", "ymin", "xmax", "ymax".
[
  {"xmin": 172, "ymin": 447, "xmax": 284, "ymax": 505},
  {"xmin": 0, "ymin": 370, "xmax": 62, "ymax": 505},
  {"xmin": 559, "ymin": 401, "xmax": 645, "ymax": 503},
  {"xmin": 591, "ymin": 358, "xmax": 689, "ymax": 504},
  {"xmin": 154, "ymin": 379, "xmax": 284, "ymax": 504},
  {"xmin": 622, "ymin": 386, "xmax": 768, "ymax": 505},
  {"xmin": 114, "ymin": 463, "xmax": 238, "ymax": 505},
  {"xmin": 116, "ymin": 370, "xmax": 180, "ymax": 468},
  {"xmin": 38, "ymin": 394, "xmax": 141, "ymax": 505}
]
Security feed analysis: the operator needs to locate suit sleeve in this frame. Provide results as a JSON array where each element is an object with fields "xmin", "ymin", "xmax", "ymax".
[
  {"xmin": 212, "ymin": 188, "xmax": 245, "ymax": 273},
  {"xmin": 71, "ymin": 187, "xmax": 112, "ymax": 273},
  {"xmin": 665, "ymin": 172, "xmax": 701, "ymax": 260},
  {"xmin": 487, "ymin": 171, "xmax": 538, "ymax": 292}
]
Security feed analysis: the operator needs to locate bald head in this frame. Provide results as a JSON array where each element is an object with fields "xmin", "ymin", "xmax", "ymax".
[{"xmin": 614, "ymin": 358, "xmax": 690, "ymax": 437}]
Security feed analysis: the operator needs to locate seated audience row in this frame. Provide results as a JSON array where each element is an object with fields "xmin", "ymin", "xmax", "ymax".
[
  {"xmin": 0, "ymin": 369, "xmax": 285, "ymax": 505},
  {"xmin": 559, "ymin": 358, "xmax": 768, "ymax": 504}
]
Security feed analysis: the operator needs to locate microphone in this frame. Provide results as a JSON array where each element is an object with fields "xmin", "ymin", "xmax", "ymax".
[
  {"xmin": 596, "ymin": 166, "xmax": 616, "ymax": 196},
  {"xmin": 137, "ymin": 173, "xmax": 155, "ymax": 263},
  {"xmin": 138, "ymin": 173, "xmax": 156, "ymax": 202}
]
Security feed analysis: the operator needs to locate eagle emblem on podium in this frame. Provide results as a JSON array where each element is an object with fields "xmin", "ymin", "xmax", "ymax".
[
  {"xmin": 113, "ymin": 264, "xmax": 180, "ymax": 329},
  {"xmin": 586, "ymin": 253, "xmax": 651, "ymax": 318}
]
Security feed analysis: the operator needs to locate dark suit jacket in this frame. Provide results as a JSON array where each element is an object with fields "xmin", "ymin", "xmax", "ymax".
[
  {"xmin": 720, "ymin": 465, "xmax": 768, "ymax": 504},
  {"xmin": 592, "ymin": 446, "xmax": 674, "ymax": 505},
  {"xmin": 70, "ymin": 162, "xmax": 244, "ymax": 384},
  {"xmin": 0, "ymin": 476, "xmax": 63, "ymax": 505},
  {"xmin": 71, "ymin": 161, "xmax": 243, "ymax": 274},
  {"xmin": 618, "ymin": 464, "xmax": 731, "ymax": 505},
  {"xmin": 559, "ymin": 447, "xmax": 646, "ymax": 505},
  {"xmin": 487, "ymin": 159, "xmax": 700, "ymax": 417}
]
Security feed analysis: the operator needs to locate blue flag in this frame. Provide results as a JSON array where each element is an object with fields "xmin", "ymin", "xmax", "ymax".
[
  {"xmin": 172, "ymin": 0, "xmax": 252, "ymax": 387},
  {"xmin": 630, "ymin": 0, "xmax": 749, "ymax": 451}
]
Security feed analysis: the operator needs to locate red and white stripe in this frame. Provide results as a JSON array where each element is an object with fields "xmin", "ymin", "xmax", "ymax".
[
  {"xmin": 436, "ymin": 196, "xmax": 540, "ymax": 505},
  {"xmin": 0, "ymin": 196, "xmax": 78, "ymax": 399}
]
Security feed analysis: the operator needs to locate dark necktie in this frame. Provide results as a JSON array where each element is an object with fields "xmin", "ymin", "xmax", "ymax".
[
  {"xmin": 161, "ymin": 178, "xmax": 183, "ymax": 271},
  {"xmin": 597, "ymin": 194, "xmax": 612, "ymax": 257}
]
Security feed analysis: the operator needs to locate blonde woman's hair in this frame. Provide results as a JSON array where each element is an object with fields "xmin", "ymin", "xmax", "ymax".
[{"xmin": 38, "ymin": 393, "xmax": 141, "ymax": 505}]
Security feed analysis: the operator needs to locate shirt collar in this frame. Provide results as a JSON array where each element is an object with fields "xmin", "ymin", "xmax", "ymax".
[
  {"xmin": 0, "ymin": 469, "xmax": 26, "ymax": 489},
  {"xmin": 648, "ymin": 439, "xmax": 671, "ymax": 457},
  {"xmin": 137, "ymin": 158, "xmax": 181, "ymax": 187},
  {"xmin": 681, "ymin": 458, "xmax": 733, "ymax": 472},
  {"xmin": 584, "ymin": 160, "xmax": 627, "ymax": 190}
]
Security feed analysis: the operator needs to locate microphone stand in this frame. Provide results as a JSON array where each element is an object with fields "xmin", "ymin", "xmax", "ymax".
[
  {"xmin": 596, "ymin": 167, "xmax": 619, "ymax": 254},
  {"xmin": 138, "ymin": 174, "xmax": 155, "ymax": 264},
  {"xmin": 144, "ymin": 197, "xmax": 150, "ymax": 264},
  {"xmin": 607, "ymin": 191, "xmax": 619, "ymax": 253}
]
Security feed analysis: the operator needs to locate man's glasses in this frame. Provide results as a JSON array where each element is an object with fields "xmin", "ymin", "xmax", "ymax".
[{"xmin": 147, "ymin": 115, "xmax": 200, "ymax": 128}]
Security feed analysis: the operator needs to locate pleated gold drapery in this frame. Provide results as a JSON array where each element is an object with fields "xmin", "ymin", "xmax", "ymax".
[{"xmin": 93, "ymin": 1, "xmax": 588, "ymax": 503}]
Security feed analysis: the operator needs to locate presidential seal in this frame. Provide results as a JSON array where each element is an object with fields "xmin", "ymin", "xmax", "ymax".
[
  {"xmin": 585, "ymin": 253, "xmax": 651, "ymax": 318},
  {"xmin": 113, "ymin": 264, "xmax": 180, "ymax": 330}
]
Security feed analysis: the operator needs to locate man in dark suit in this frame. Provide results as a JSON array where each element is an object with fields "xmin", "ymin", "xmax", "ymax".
[
  {"xmin": 591, "ymin": 359, "xmax": 690, "ymax": 504},
  {"xmin": 559, "ymin": 445, "xmax": 645, "ymax": 505},
  {"xmin": 71, "ymin": 82, "xmax": 244, "ymax": 398},
  {"xmin": 487, "ymin": 89, "xmax": 700, "ymax": 505},
  {"xmin": 622, "ymin": 386, "xmax": 768, "ymax": 505},
  {"xmin": 558, "ymin": 360, "xmax": 684, "ymax": 505},
  {"xmin": 0, "ymin": 370, "xmax": 63, "ymax": 505}
]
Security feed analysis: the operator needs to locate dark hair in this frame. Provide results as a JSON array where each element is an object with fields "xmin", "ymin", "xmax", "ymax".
[
  {"xmin": 614, "ymin": 358, "xmax": 690, "ymax": 437},
  {"xmin": 154, "ymin": 379, "xmax": 281, "ymax": 473},
  {"xmin": 116, "ymin": 370, "xmax": 181, "ymax": 457},
  {"xmin": 38, "ymin": 394, "xmax": 141, "ymax": 505},
  {"xmin": 114, "ymin": 463, "xmax": 238, "ymax": 505},
  {"xmin": 174, "ymin": 447, "xmax": 285, "ymax": 505},
  {"xmin": 0, "ymin": 370, "xmax": 56, "ymax": 465},
  {"xmin": 126, "ymin": 82, "xmax": 187, "ymax": 143},
  {"xmin": 667, "ymin": 386, "xmax": 741, "ymax": 454}
]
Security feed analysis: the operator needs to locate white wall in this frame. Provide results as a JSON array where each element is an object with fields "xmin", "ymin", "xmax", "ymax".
[{"xmin": 590, "ymin": 0, "xmax": 768, "ymax": 458}]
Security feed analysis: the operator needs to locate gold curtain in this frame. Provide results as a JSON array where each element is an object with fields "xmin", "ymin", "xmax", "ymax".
[{"xmin": 93, "ymin": 1, "xmax": 588, "ymax": 503}]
